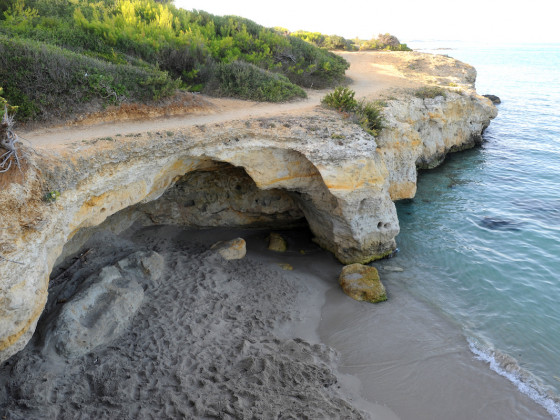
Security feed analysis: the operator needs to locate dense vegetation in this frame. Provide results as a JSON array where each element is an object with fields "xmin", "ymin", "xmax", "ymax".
[
  {"xmin": 290, "ymin": 31, "xmax": 411, "ymax": 52},
  {"xmin": 321, "ymin": 87, "xmax": 385, "ymax": 137},
  {"xmin": 0, "ymin": 0, "xmax": 348, "ymax": 121}
]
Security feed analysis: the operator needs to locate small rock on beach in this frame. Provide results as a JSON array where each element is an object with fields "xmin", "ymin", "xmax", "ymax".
[
  {"xmin": 210, "ymin": 237, "xmax": 247, "ymax": 260},
  {"xmin": 339, "ymin": 263, "xmax": 387, "ymax": 303}
]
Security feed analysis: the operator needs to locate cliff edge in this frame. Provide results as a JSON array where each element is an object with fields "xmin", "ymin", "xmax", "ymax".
[{"xmin": 0, "ymin": 51, "xmax": 497, "ymax": 362}]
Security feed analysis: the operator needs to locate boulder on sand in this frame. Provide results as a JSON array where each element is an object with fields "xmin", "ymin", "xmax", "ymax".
[
  {"xmin": 339, "ymin": 263, "xmax": 387, "ymax": 303},
  {"xmin": 45, "ymin": 251, "xmax": 163, "ymax": 358},
  {"xmin": 210, "ymin": 238, "xmax": 247, "ymax": 260},
  {"xmin": 267, "ymin": 232, "xmax": 287, "ymax": 252}
]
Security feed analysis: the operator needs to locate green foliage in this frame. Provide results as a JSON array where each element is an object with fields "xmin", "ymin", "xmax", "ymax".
[
  {"xmin": 212, "ymin": 61, "xmax": 306, "ymax": 102},
  {"xmin": 322, "ymin": 87, "xmax": 384, "ymax": 137},
  {"xmin": 356, "ymin": 33, "xmax": 411, "ymax": 51},
  {"xmin": 355, "ymin": 99, "xmax": 384, "ymax": 136},
  {"xmin": 321, "ymin": 86, "xmax": 357, "ymax": 110},
  {"xmin": 43, "ymin": 190, "xmax": 60, "ymax": 202},
  {"xmin": 291, "ymin": 31, "xmax": 356, "ymax": 51},
  {"xmin": 290, "ymin": 30, "xmax": 411, "ymax": 52},
  {"xmin": 0, "ymin": 0, "xmax": 349, "ymax": 120},
  {"xmin": 0, "ymin": 35, "xmax": 179, "ymax": 120},
  {"xmin": 413, "ymin": 86, "xmax": 447, "ymax": 99}
]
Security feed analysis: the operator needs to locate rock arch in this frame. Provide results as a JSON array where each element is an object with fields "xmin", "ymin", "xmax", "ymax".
[{"xmin": 0, "ymin": 138, "xmax": 398, "ymax": 363}]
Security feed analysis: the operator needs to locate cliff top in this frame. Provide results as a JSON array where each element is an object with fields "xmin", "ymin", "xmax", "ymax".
[{"xmin": 20, "ymin": 51, "xmax": 478, "ymax": 150}]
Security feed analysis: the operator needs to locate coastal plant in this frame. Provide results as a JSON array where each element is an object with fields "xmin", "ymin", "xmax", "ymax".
[
  {"xmin": 322, "ymin": 87, "xmax": 385, "ymax": 137},
  {"xmin": 414, "ymin": 86, "xmax": 447, "ymax": 99},
  {"xmin": 355, "ymin": 99, "xmax": 385, "ymax": 136},
  {"xmin": 321, "ymin": 87, "xmax": 357, "ymax": 111},
  {"xmin": 212, "ymin": 61, "xmax": 306, "ymax": 102},
  {"xmin": 0, "ymin": 0, "xmax": 349, "ymax": 120},
  {"xmin": 0, "ymin": 35, "xmax": 179, "ymax": 120}
]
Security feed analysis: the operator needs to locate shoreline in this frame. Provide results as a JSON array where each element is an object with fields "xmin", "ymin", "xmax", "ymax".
[{"xmin": 0, "ymin": 225, "xmax": 553, "ymax": 418}]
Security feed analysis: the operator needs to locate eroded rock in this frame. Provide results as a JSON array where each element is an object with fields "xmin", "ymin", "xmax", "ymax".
[
  {"xmin": 210, "ymin": 238, "xmax": 247, "ymax": 260},
  {"xmin": 268, "ymin": 232, "xmax": 287, "ymax": 252},
  {"xmin": 44, "ymin": 251, "xmax": 162, "ymax": 357},
  {"xmin": 0, "ymin": 51, "xmax": 497, "ymax": 362},
  {"xmin": 483, "ymin": 94, "xmax": 501, "ymax": 104},
  {"xmin": 47, "ymin": 266, "xmax": 144, "ymax": 358},
  {"xmin": 339, "ymin": 264, "xmax": 387, "ymax": 303}
]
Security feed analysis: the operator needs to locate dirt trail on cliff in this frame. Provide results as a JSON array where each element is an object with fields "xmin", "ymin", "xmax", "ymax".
[{"xmin": 21, "ymin": 52, "xmax": 420, "ymax": 149}]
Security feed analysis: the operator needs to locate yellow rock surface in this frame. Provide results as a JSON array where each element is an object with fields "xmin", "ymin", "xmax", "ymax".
[{"xmin": 339, "ymin": 264, "xmax": 387, "ymax": 303}]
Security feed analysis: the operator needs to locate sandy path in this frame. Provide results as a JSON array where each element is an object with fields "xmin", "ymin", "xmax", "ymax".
[{"xmin": 21, "ymin": 52, "xmax": 416, "ymax": 149}]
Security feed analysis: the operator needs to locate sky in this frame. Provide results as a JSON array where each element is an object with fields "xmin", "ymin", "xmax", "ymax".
[{"xmin": 174, "ymin": 0, "xmax": 559, "ymax": 44}]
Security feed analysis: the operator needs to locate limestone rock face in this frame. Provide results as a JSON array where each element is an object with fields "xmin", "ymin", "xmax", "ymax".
[
  {"xmin": 0, "ymin": 52, "xmax": 497, "ymax": 363},
  {"xmin": 210, "ymin": 238, "xmax": 247, "ymax": 260},
  {"xmin": 139, "ymin": 165, "xmax": 305, "ymax": 228},
  {"xmin": 339, "ymin": 264, "xmax": 387, "ymax": 303}
]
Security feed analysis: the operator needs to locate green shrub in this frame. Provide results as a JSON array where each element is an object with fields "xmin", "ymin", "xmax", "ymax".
[
  {"xmin": 0, "ymin": 35, "xmax": 179, "ymax": 120},
  {"xmin": 355, "ymin": 99, "xmax": 385, "ymax": 136},
  {"xmin": 322, "ymin": 87, "xmax": 384, "ymax": 137},
  {"xmin": 414, "ymin": 86, "xmax": 447, "ymax": 99},
  {"xmin": 0, "ymin": 0, "xmax": 349, "ymax": 100},
  {"xmin": 321, "ymin": 86, "xmax": 357, "ymax": 111},
  {"xmin": 212, "ymin": 61, "xmax": 306, "ymax": 102}
]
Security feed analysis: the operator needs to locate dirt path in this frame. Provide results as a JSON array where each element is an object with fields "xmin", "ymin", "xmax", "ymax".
[{"xmin": 21, "ymin": 52, "xmax": 419, "ymax": 149}]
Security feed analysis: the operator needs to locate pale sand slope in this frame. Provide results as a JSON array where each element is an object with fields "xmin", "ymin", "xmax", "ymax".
[
  {"xmin": 0, "ymin": 226, "xmax": 388, "ymax": 419},
  {"xmin": 20, "ymin": 52, "xmax": 422, "ymax": 149},
  {"xmin": 0, "ymin": 226, "xmax": 551, "ymax": 419}
]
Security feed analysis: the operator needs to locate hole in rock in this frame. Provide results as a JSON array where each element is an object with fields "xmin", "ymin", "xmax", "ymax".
[{"xmin": 53, "ymin": 162, "xmax": 310, "ymax": 273}]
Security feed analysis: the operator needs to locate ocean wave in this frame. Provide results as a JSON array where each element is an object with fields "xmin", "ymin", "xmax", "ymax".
[{"xmin": 468, "ymin": 337, "xmax": 560, "ymax": 420}]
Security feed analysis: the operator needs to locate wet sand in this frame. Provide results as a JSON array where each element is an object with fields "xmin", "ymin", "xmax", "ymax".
[{"xmin": 0, "ymin": 225, "xmax": 551, "ymax": 419}]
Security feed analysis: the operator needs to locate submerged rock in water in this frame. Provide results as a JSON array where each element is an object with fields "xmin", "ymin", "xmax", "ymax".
[
  {"xmin": 210, "ymin": 238, "xmax": 247, "ymax": 260},
  {"xmin": 483, "ymin": 94, "xmax": 501, "ymax": 104},
  {"xmin": 478, "ymin": 216, "xmax": 522, "ymax": 231},
  {"xmin": 268, "ymin": 232, "xmax": 287, "ymax": 252},
  {"xmin": 45, "ymin": 251, "xmax": 163, "ymax": 358},
  {"xmin": 339, "ymin": 264, "xmax": 387, "ymax": 303}
]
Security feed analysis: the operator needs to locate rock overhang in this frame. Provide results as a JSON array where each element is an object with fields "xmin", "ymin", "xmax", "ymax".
[{"xmin": 0, "ymin": 85, "xmax": 497, "ymax": 363}]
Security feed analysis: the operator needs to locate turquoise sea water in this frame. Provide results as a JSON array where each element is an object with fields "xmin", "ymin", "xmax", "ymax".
[{"xmin": 399, "ymin": 42, "xmax": 560, "ymax": 416}]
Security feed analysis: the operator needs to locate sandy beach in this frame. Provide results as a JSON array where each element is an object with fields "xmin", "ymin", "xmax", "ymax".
[{"xmin": 0, "ymin": 223, "xmax": 551, "ymax": 419}]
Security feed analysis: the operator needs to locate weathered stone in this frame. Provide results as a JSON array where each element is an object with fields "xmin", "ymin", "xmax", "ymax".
[
  {"xmin": 115, "ymin": 250, "xmax": 165, "ymax": 285},
  {"xmin": 0, "ymin": 51, "xmax": 497, "ymax": 362},
  {"xmin": 483, "ymin": 94, "xmax": 501, "ymax": 104},
  {"xmin": 339, "ymin": 264, "xmax": 387, "ymax": 303},
  {"xmin": 268, "ymin": 233, "xmax": 287, "ymax": 252},
  {"xmin": 210, "ymin": 238, "xmax": 247, "ymax": 260},
  {"xmin": 46, "ymin": 266, "xmax": 144, "ymax": 358}
]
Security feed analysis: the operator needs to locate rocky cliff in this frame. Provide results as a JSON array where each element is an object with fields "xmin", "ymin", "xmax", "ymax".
[{"xmin": 0, "ymin": 53, "xmax": 497, "ymax": 363}]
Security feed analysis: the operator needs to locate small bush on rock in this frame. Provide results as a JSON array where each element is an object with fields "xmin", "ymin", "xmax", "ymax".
[
  {"xmin": 414, "ymin": 86, "xmax": 447, "ymax": 99},
  {"xmin": 322, "ymin": 87, "xmax": 384, "ymax": 137},
  {"xmin": 321, "ymin": 87, "xmax": 357, "ymax": 111},
  {"xmin": 355, "ymin": 99, "xmax": 384, "ymax": 136}
]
